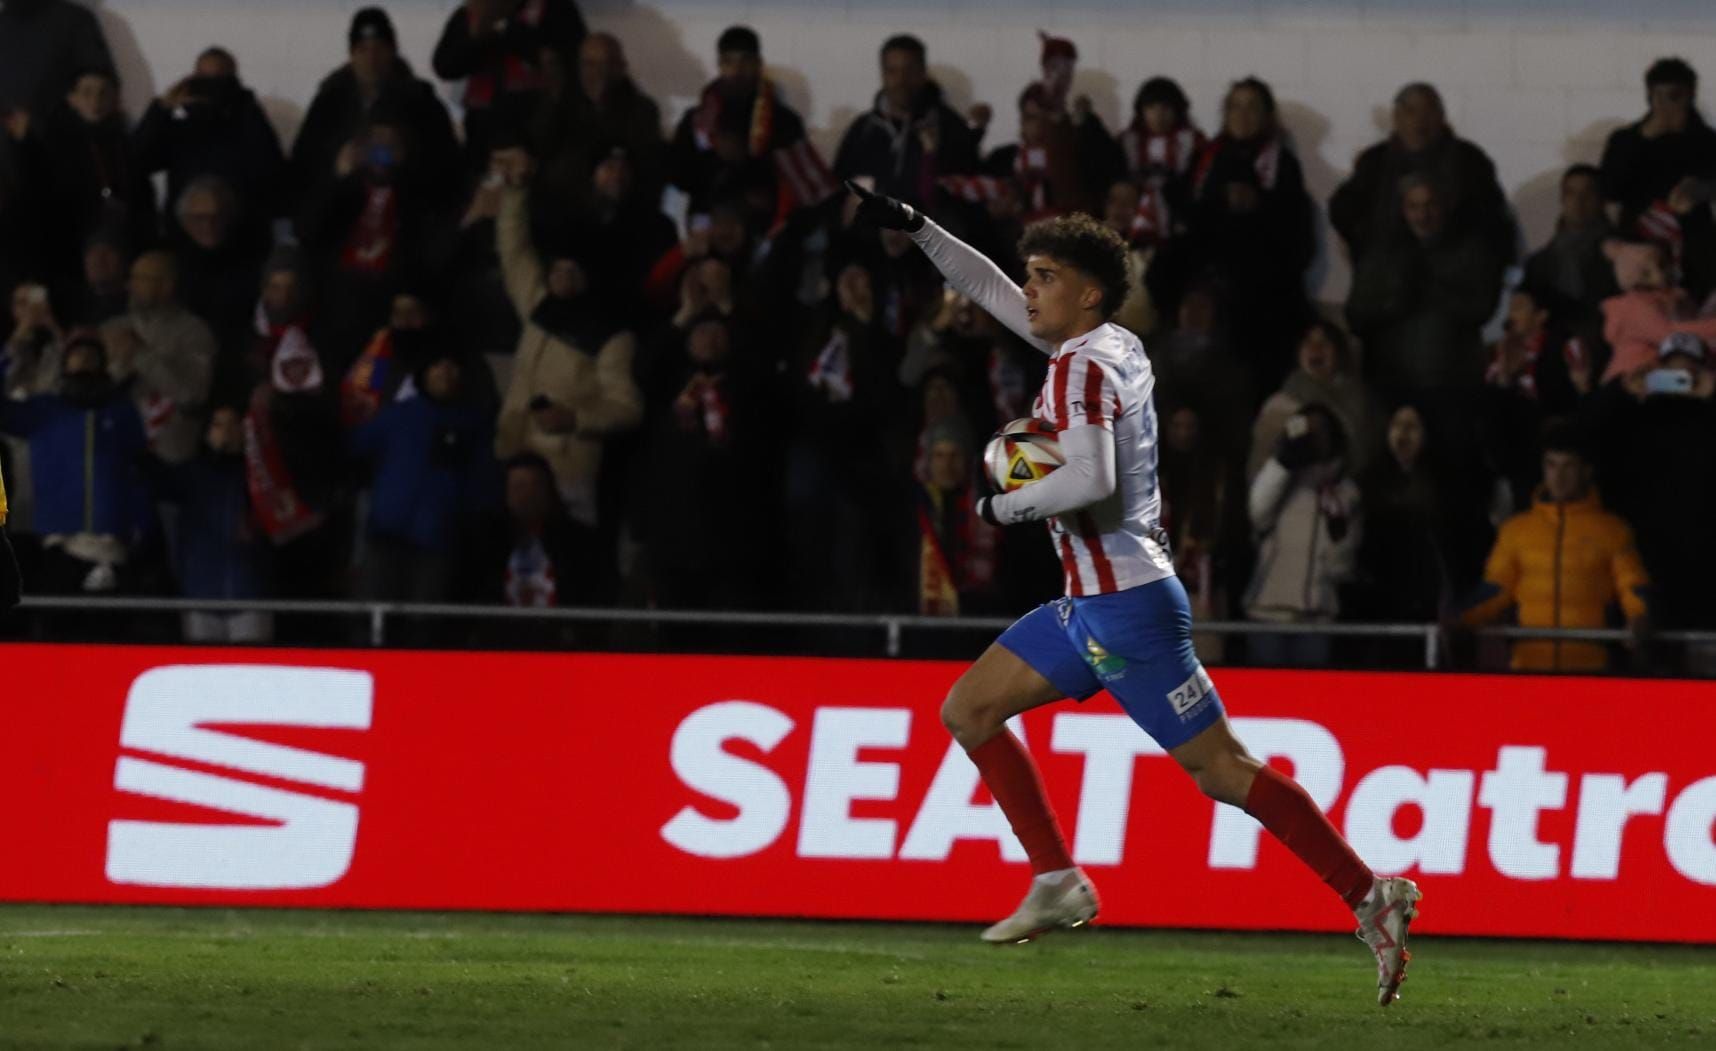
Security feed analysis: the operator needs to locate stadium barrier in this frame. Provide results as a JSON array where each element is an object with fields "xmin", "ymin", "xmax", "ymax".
[
  {"xmin": 18, "ymin": 595, "xmax": 1716, "ymax": 668},
  {"xmin": 3, "ymin": 643, "xmax": 1714, "ymax": 943}
]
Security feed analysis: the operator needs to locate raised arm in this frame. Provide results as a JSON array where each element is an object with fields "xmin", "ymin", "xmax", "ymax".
[
  {"xmin": 846, "ymin": 181, "xmax": 1050, "ymax": 354},
  {"xmin": 909, "ymin": 219, "xmax": 1048, "ymax": 353}
]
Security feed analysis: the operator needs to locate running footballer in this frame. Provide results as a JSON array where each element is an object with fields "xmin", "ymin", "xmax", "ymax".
[{"xmin": 848, "ymin": 180, "xmax": 1421, "ymax": 1007}]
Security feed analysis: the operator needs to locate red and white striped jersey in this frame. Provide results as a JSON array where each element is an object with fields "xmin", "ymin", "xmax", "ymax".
[
  {"xmin": 906, "ymin": 216, "xmax": 1175, "ymax": 598},
  {"xmin": 1031, "ymin": 325, "xmax": 1174, "ymax": 597}
]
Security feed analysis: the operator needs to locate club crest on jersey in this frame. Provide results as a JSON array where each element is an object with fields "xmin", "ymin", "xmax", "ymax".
[{"xmin": 1083, "ymin": 637, "xmax": 1127, "ymax": 679}]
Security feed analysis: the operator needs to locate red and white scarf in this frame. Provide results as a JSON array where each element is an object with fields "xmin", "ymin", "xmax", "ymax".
[
  {"xmin": 1120, "ymin": 124, "xmax": 1204, "ymax": 187},
  {"xmin": 340, "ymin": 185, "xmax": 398, "ymax": 275},
  {"xmin": 242, "ymin": 389, "xmax": 324, "ymax": 544},
  {"xmin": 1192, "ymin": 135, "xmax": 1282, "ymax": 198},
  {"xmin": 462, "ymin": 0, "xmax": 546, "ymax": 110}
]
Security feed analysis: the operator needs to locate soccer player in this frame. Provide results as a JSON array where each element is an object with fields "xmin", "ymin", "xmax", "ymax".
[{"xmin": 847, "ymin": 180, "xmax": 1421, "ymax": 1006}]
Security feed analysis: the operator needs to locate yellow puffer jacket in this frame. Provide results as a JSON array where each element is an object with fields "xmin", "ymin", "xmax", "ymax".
[{"xmin": 1462, "ymin": 488, "xmax": 1648, "ymax": 671}]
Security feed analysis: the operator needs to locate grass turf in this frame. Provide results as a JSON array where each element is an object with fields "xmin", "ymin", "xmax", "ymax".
[{"xmin": 2, "ymin": 906, "xmax": 1714, "ymax": 1049}]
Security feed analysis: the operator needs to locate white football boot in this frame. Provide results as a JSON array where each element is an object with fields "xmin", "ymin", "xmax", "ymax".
[
  {"xmin": 979, "ymin": 868, "xmax": 1099, "ymax": 944},
  {"xmin": 1354, "ymin": 876, "xmax": 1423, "ymax": 1006}
]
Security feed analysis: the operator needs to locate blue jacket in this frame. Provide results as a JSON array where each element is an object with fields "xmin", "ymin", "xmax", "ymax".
[
  {"xmin": 351, "ymin": 395, "xmax": 496, "ymax": 553},
  {"xmin": 0, "ymin": 393, "xmax": 152, "ymax": 540},
  {"xmin": 154, "ymin": 453, "xmax": 270, "ymax": 599}
]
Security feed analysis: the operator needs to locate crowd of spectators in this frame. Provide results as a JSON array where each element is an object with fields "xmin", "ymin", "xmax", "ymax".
[{"xmin": 2, "ymin": 1, "xmax": 1714, "ymax": 673}]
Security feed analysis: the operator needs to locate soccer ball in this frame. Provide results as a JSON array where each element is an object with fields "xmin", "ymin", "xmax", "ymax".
[{"xmin": 983, "ymin": 418, "xmax": 1065, "ymax": 493}]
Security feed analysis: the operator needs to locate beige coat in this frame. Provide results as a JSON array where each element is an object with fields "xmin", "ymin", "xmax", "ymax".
[
  {"xmin": 102, "ymin": 305, "xmax": 217, "ymax": 465},
  {"xmin": 494, "ymin": 188, "xmax": 643, "ymax": 524}
]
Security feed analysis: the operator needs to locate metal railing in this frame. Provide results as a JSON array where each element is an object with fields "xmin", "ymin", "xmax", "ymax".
[{"xmin": 20, "ymin": 595, "xmax": 1716, "ymax": 670}]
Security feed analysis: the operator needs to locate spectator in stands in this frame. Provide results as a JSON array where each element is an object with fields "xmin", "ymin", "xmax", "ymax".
[
  {"xmin": 1177, "ymin": 76, "xmax": 1315, "ymax": 387},
  {"xmin": 465, "ymin": 450, "xmax": 609, "ymax": 607},
  {"xmin": 5, "ymin": 282, "xmax": 62, "ymax": 399},
  {"xmin": 0, "ymin": 330, "xmax": 151, "ymax": 594},
  {"xmin": 169, "ymin": 175, "xmax": 267, "ymax": 364},
  {"xmin": 149, "ymin": 404, "xmax": 273, "ymax": 643},
  {"xmin": 1101, "ymin": 179, "xmax": 1162, "ymax": 335},
  {"xmin": 1243, "ymin": 402, "xmax": 1361, "ymax": 667},
  {"xmin": 1248, "ymin": 319, "xmax": 1376, "ymax": 480},
  {"xmin": 785, "ymin": 262, "xmax": 906, "ymax": 611},
  {"xmin": 432, "ymin": 0, "xmax": 586, "ymax": 169},
  {"xmin": 40, "ymin": 67, "xmax": 156, "ymax": 285},
  {"xmin": 492, "ymin": 159, "xmax": 642, "ymax": 527},
  {"xmin": 1521, "ymin": 164, "xmax": 1618, "ymax": 329},
  {"xmin": 3, "ymin": 282, "xmax": 62, "ymax": 532},
  {"xmin": 1602, "ymin": 59, "xmax": 1716, "ymax": 300},
  {"xmin": 351, "ymin": 343, "xmax": 497, "ymax": 603},
  {"xmin": 73, "ymin": 221, "xmax": 130, "ymax": 327},
  {"xmin": 1158, "ymin": 401, "xmax": 1239, "ymax": 650},
  {"xmin": 243, "ymin": 249, "xmax": 349, "ymax": 601},
  {"xmin": 669, "ymin": 26, "xmax": 830, "ymax": 227},
  {"xmin": 339, "ymin": 288, "xmax": 434, "ymax": 429},
  {"xmin": 1345, "ymin": 174, "xmax": 1508, "ymax": 439},
  {"xmin": 0, "ymin": 109, "xmax": 45, "ymax": 307},
  {"xmin": 1460, "ymin": 427, "xmax": 1648, "ymax": 672},
  {"xmin": 1149, "ymin": 281, "xmax": 1254, "ymax": 464},
  {"xmin": 1118, "ymin": 76, "xmax": 1204, "ymax": 227},
  {"xmin": 981, "ymin": 82, "xmax": 1098, "ymax": 219},
  {"xmin": 101, "ymin": 251, "xmax": 216, "ymax": 465},
  {"xmin": 634, "ymin": 311, "xmax": 765, "ymax": 609},
  {"xmin": 548, "ymin": 144, "xmax": 677, "ymax": 319},
  {"xmin": 133, "ymin": 47, "xmax": 286, "ymax": 232},
  {"xmin": 1356, "ymin": 402, "xmax": 1490, "ymax": 627},
  {"xmin": 530, "ymin": 32, "xmax": 664, "ymax": 226},
  {"xmin": 1583, "ymin": 331, "xmax": 1716, "ymax": 634},
  {"xmin": 289, "ymin": 7, "xmax": 461, "ymax": 211},
  {"xmin": 1330, "ymin": 82, "xmax": 1514, "ymax": 263},
  {"xmin": 0, "ymin": 0, "xmax": 112, "ymax": 121},
  {"xmin": 297, "ymin": 110, "xmax": 454, "ymax": 372},
  {"xmin": 834, "ymin": 34, "xmax": 979, "ymax": 206},
  {"xmin": 1481, "ymin": 286, "xmax": 1593, "ymax": 508},
  {"xmin": 980, "ymin": 33, "xmax": 1120, "ymax": 218},
  {"xmin": 908, "ymin": 421, "xmax": 1000, "ymax": 615}
]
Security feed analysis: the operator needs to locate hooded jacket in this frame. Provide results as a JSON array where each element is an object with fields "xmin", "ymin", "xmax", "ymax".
[{"xmin": 1461, "ymin": 486, "xmax": 1648, "ymax": 672}]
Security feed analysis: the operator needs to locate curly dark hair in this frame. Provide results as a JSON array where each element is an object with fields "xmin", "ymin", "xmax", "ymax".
[{"xmin": 1016, "ymin": 213, "xmax": 1131, "ymax": 319}]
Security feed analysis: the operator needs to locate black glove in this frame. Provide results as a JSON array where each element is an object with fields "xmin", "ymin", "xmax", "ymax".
[
  {"xmin": 846, "ymin": 180, "xmax": 924, "ymax": 233},
  {"xmin": 976, "ymin": 495, "xmax": 1003, "ymax": 527}
]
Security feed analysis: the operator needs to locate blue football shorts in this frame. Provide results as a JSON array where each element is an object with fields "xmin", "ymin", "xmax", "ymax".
[{"xmin": 996, "ymin": 575, "xmax": 1224, "ymax": 751}]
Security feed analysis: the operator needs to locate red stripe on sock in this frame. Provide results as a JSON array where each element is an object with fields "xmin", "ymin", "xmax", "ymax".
[
  {"xmin": 968, "ymin": 730, "xmax": 1073, "ymax": 875},
  {"xmin": 1245, "ymin": 764, "xmax": 1374, "ymax": 910}
]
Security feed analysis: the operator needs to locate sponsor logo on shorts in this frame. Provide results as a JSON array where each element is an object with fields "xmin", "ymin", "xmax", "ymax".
[
  {"xmin": 1083, "ymin": 637, "xmax": 1127, "ymax": 679},
  {"xmin": 1167, "ymin": 666, "xmax": 1215, "ymax": 721}
]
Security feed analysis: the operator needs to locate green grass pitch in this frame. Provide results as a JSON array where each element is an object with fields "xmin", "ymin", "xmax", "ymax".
[{"xmin": 2, "ymin": 906, "xmax": 1714, "ymax": 1049}]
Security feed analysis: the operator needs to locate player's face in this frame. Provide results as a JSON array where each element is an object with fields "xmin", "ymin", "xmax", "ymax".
[{"xmin": 1021, "ymin": 255, "xmax": 1099, "ymax": 342}]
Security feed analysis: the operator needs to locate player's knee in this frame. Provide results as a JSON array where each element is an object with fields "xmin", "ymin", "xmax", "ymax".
[
  {"xmin": 941, "ymin": 681, "xmax": 1002, "ymax": 747},
  {"xmin": 1189, "ymin": 753, "xmax": 1256, "ymax": 807}
]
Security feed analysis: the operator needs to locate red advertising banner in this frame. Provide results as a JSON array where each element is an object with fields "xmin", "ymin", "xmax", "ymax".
[{"xmin": 2, "ymin": 644, "xmax": 1714, "ymax": 942}]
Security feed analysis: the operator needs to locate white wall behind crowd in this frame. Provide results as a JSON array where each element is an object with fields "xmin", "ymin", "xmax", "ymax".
[{"xmin": 94, "ymin": 0, "xmax": 1716, "ymax": 298}]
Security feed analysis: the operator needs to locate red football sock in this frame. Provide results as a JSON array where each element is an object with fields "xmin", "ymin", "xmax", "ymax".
[
  {"xmin": 1245, "ymin": 764, "xmax": 1374, "ymax": 910},
  {"xmin": 967, "ymin": 729, "xmax": 1074, "ymax": 875}
]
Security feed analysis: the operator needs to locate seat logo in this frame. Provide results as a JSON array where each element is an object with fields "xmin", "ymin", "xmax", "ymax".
[{"xmin": 105, "ymin": 665, "xmax": 374, "ymax": 890}]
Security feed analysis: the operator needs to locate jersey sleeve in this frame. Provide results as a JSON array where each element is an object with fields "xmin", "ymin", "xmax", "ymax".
[
  {"xmin": 1054, "ymin": 353, "xmax": 1119, "ymax": 430},
  {"xmin": 988, "ymin": 422, "xmax": 1117, "ymax": 523},
  {"xmin": 909, "ymin": 218, "xmax": 1053, "ymax": 355}
]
